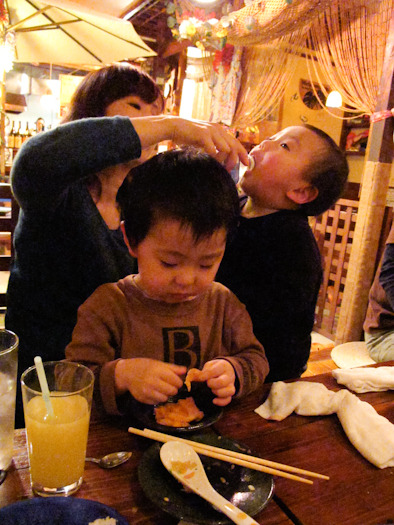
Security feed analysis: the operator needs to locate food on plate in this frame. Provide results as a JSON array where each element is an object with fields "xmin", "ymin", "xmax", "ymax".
[
  {"xmin": 170, "ymin": 459, "xmax": 198, "ymax": 476},
  {"xmin": 154, "ymin": 397, "xmax": 204, "ymax": 427},
  {"xmin": 184, "ymin": 368, "xmax": 205, "ymax": 392}
]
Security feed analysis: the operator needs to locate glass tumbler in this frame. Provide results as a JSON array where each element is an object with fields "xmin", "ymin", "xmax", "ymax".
[
  {"xmin": 0, "ymin": 329, "xmax": 19, "ymax": 470},
  {"xmin": 21, "ymin": 360, "xmax": 94, "ymax": 497}
]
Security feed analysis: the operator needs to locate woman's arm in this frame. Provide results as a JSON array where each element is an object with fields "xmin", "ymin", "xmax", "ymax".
[
  {"xmin": 130, "ymin": 116, "xmax": 249, "ymax": 171},
  {"xmin": 11, "ymin": 116, "xmax": 141, "ymax": 208},
  {"xmin": 12, "ymin": 115, "xmax": 248, "ymax": 208}
]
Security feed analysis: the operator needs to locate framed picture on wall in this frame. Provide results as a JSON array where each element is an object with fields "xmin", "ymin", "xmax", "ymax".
[
  {"xmin": 340, "ymin": 113, "xmax": 370, "ymax": 155},
  {"xmin": 345, "ymin": 127, "xmax": 369, "ymax": 153}
]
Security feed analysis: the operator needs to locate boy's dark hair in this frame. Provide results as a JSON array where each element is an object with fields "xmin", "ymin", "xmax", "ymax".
[
  {"xmin": 300, "ymin": 124, "xmax": 349, "ymax": 216},
  {"xmin": 62, "ymin": 64, "xmax": 164, "ymax": 122},
  {"xmin": 122, "ymin": 148, "xmax": 240, "ymax": 246}
]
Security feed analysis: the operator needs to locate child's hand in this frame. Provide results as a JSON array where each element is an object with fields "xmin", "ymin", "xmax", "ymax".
[
  {"xmin": 115, "ymin": 358, "xmax": 186, "ymax": 405},
  {"xmin": 201, "ymin": 359, "xmax": 236, "ymax": 407}
]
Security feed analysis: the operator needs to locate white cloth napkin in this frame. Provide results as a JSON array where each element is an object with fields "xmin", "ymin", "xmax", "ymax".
[
  {"xmin": 332, "ymin": 366, "xmax": 394, "ymax": 393},
  {"xmin": 255, "ymin": 381, "xmax": 394, "ymax": 468}
]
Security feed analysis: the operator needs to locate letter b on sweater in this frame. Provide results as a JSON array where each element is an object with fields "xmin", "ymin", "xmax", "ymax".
[{"xmin": 163, "ymin": 326, "xmax": 201, "ymax": 368}]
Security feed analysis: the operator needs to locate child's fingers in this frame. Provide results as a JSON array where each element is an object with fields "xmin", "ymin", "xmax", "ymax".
[
  {"xmin": 139, "ymin": 379, "xmax": 181, "ymax": 404},
  {"xmin": 143, "ymin": 391, "xmax": 168, "ymax": 405},
  {"xmin": 163, "ymin": 364, "xmax": 187, "ymax": 386},
  {"xmin": 212, "ymin": 395, "xmax": 232, "ymax": 407},
  {"xmin": 209, "ymin": 381, "xmax": 236, "ymax": 397},
  {"xmin": 167, "ymin": 363, "xmax": 187, "ymax": 376}
]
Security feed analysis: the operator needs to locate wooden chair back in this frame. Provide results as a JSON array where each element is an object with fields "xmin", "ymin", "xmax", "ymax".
[
  {"xmin": 310, "ymin": 198, "xmax": 393, "ymax": 339},
  {"xmin": 310, "ymin": 199, "xmax": 359, "ymax": 338}
]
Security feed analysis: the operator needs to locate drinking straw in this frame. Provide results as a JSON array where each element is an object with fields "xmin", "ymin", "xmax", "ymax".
[{"xmin": 34, "ymin": 356, "xmax": 54, "ymax": 418}]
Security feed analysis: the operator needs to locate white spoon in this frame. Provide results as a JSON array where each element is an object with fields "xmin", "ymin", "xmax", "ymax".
[{"xmin": 160, "ymin": 441, "xmax": 259, "ymax": 525}]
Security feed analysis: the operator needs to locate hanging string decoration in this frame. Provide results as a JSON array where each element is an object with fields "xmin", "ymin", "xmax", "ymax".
[
  {"xmin": 218, "ymin": 0, "xmax": 332, "ymax": 47},
  {"xmin": 224, "ymin": 0, "xmax": 393, "ymax": 126},
  {"xmin": 306, "ymin": 0, "xmax": 393, "ymax": 117},
  {"xmin": 227, "ymin": 0, "xmax": 312, "ymax": 128},
  {"xmin": 170, "ymin": 0, "xmax": 392, "ymax": 127},
  {"xmin": 231, "ymin": 38, "xmax": 299, "ymax": 128}
]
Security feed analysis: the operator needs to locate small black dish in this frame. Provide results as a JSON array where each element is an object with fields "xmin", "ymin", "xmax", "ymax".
[
  {"xmin": 138, "ymin": 433, "xmax": 274, "ymax": 525},
  {"xmin": 128, "ymin": 382, "xmax": 223, "ymax": 434}
]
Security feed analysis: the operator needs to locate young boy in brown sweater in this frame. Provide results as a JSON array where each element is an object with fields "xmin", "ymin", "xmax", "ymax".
[{"xmin": 66, "ymin": 148, "xmax": 269, "ymax": 416}]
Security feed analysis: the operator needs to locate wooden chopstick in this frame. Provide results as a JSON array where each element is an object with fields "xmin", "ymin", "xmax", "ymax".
[
  {"xmin": 130, "ymin": 427, "xmax": 328, "ymax": 480},
  {"xmin": 128, "ymin": 427, "xmax": 329, "ymax": 484},
  {"xmin": 129, "ymin": 427, "xmax": 312, "ymax": 485}
]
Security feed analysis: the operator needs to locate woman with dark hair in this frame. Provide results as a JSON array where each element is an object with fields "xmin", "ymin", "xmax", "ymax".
[
  {"xmin": 6, "ymin": 63, "xmax": 248, "ymax": 427},
  {"xmin": 61, "ymin": 64, "xmax": 163, "ymax": 122}
]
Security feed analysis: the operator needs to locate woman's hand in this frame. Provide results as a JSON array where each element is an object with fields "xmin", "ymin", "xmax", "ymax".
[
  {"xmin": 131, "ymin": 116, "xmax": 249, "ymax": 173},
  {"xmin": 115, "ymin": 358, "xmax": 186, "ymax": 404},
  {"xmin": 200, "ymin": 359, "xmax": 236, "ymax": 407}
]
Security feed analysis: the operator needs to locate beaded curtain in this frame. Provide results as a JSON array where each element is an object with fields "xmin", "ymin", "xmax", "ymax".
[
  {"xmin": 306, "ymin": 0, "xmax": 393, "ymax": 118},
  {"xmin": 175, "ymin": 0, "xmax": 393, "ymax": 127},
  {"xmin": 231, "ymin": 38, "xmax": 300, "ymax": 127}
]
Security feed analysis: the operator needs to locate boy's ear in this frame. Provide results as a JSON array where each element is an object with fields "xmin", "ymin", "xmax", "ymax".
[
  {"xmin": 120, "ymin": 221, "xmax": 138, "ymax": 257},
  {"xmin": 287, "ymin": 185, "xmax": 319, "ymax": 205}
]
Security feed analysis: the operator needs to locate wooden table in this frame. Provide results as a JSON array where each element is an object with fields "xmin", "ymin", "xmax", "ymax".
[{"xmin": 1, "ymin": 364, "xmax": 393, "ymax": 525}]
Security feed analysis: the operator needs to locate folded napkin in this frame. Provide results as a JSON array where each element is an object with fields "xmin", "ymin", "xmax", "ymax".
[
  {"xmin": 255, "ymin": 381, "xmax": 394, "ymax": 468},
  {"xmin": 332, "ymin": 366, "xmax": 394, "ymax": 393}
]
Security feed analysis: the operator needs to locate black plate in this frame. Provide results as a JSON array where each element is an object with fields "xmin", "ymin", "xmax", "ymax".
[
  {"xmin": 0, "ymin": 497, "xmax": 128, "ymax": 525},
  {"xmin": 128, "ymin": 382, "xmax": 223, "ymax": 434},
  {"xmin": 138, "ymin": 433, "xmax": 274, "ymax": 524}
]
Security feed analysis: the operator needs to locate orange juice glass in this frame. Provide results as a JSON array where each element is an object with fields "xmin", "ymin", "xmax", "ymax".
[{"xmin": 21, "ymin": 361, "xmax": 94, "ymax": 497}]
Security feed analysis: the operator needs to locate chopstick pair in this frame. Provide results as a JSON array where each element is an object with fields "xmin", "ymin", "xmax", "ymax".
[{"xmin": 128, "ymin": 427, "xmax": 329, "ymax": 485}]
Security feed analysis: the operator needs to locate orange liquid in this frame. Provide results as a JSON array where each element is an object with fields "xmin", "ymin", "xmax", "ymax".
[{"xmin": 25, "ymin": 394, "xmax": 90, "ymax": 488}]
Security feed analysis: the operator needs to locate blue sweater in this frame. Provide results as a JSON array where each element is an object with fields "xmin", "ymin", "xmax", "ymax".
[{"xmin": 6, "ymin": 117, "xmax": 140, "ymax": 424}]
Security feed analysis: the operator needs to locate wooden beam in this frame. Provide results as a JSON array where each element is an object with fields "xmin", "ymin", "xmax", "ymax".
[{"xmin": 335, "ymin": 17, "xmax": 394, "ymax": 344}]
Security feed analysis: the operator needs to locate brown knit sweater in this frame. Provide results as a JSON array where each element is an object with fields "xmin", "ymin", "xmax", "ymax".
[{"xmin": 66, "ymin": 276, "xmax": 269, "ymax": 415}]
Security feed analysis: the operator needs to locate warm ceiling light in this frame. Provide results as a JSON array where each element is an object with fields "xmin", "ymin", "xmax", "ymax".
[{"xmin": 326, "ymin": 91, "xmax": 343, "ymax": 108}]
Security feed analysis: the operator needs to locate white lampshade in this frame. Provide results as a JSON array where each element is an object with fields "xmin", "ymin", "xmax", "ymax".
[{"xmin": 326, "ymin": 91, "xmax": 343, "ymax": 108}]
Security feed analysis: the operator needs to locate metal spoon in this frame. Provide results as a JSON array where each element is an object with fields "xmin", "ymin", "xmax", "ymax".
[
  {"xmin": 85, "ymin": 451, "xmax": 132, "ymax": 469},
  {"xmin": 160, "ymin": 441, "xmax": 259, "ymax": 525}
]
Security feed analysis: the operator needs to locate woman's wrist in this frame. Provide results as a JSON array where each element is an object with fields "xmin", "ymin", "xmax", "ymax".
[{"xmin": 130, "ymin": 115, "xmax": 176, "ymax": 149}]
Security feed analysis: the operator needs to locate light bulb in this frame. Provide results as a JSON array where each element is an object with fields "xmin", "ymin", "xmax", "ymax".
[{"xmin": 326, "ymin": 91, "xmax": 342, "ymax": 108}]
